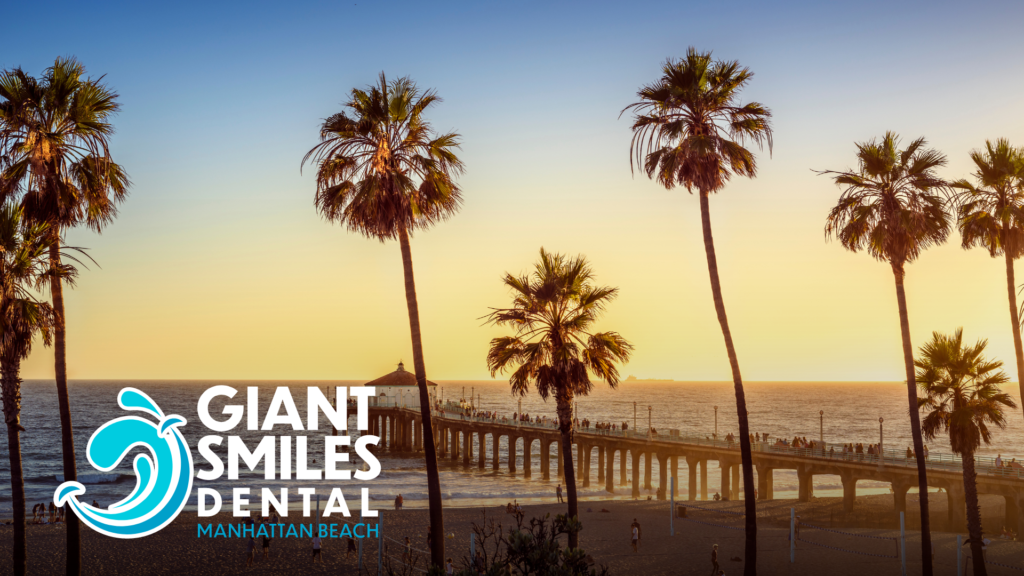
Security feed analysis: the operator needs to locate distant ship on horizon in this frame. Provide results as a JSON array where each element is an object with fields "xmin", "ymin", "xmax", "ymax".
[{"xmin": 624, "ymin": 375, "xmax": 676, "ymax": 382}]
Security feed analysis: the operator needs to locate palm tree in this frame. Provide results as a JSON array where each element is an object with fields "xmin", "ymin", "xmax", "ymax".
[
  {"xmin": 623, "ymin": 47, "xmax": 772, "ymax": 572},
  {"xmin": 915, "ymin": 328, "xmax": 1017, "ymax": 576},
  {"xmin": 485, "ymin": 248, "xmax": 632, "ymax": 549},
  {"xmin": 0, "ymin": 57, "xmax": 129, "ymax": 575},
  {"xmin": 821, "ymin": 132, "xmax": 951, "ymax": 576},
  {"xmin": 301, "ymin": 73, "xmax": 463, "ymax": 568},
  {"xmin": 951, "ymin": 140, "xmax": 1024, "ymax": 422},
  {"xmin": 0, "ymin": 204, "xmax": 56, "ymax": 576}
]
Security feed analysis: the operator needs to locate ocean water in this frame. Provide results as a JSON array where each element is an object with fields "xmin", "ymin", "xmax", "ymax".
[{"xmin": 1, "ymin": 379, "xmax": 1022, "ymax": 514}]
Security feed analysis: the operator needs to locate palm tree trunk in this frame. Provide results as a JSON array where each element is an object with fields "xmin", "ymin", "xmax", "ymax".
[
  {"xmin": 891, "ymin": 264, "xmax": 933, "ymax": 576},
  {"xmin": 397, "ymin": 225, "xmax": 445, "ymax": 569},
  {"xmin": 962, "ymin": 448, "xmax": 988, "ymax": 576},
  {"xmin": 49, "ymin": 233, "xmax": 80, "ymax": 576},
  {"xmin": 556, "ymin": 392, "xmax": 579, "ymax": 549},
  {"xmin": 1003, "ymin": 251, "xmax": 1024, "ymax": 422},
  {"xmin": 2, "ymin": 360, "xmax": 26, "ymax": 576},
  {"xmin": 698, "ymin": 191, "xmax": 757, "ymax": 575}
]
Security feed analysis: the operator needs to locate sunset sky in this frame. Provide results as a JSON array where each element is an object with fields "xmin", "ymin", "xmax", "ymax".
[{"xmin": 4, "ymin": 0, "xmax": 1024, "ymax": 381}]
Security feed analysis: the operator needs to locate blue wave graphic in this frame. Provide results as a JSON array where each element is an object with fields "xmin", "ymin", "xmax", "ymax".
[{"xmin": 54, "ymin": 388, "xmax": 193, "ymax": 539}]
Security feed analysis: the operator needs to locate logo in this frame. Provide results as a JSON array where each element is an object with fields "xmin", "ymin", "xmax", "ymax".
[{"xmin": 54, "ymin": 388, "xmax": 194, "ymax": 539}]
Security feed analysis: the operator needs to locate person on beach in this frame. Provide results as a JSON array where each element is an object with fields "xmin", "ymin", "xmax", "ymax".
[
  {"xmin": 556, "ymin": 484, "xmax": 564, "ymax": 503},
  {"xmin": 404, "ymin": 536, "xmax": 412, "ymax": 562},
  {"xmin": 427, "ymin": 526, "xmax": 433, "ymax": 551},
  {"xmin": 445, "ymin": 557, "xmax": 455, "ymax": 575},
  {"xmin": 246, "ymin": 536, "xmax": 256, "ymax": 567},
  {"xmin": 475, "ymin": 549, "xmax": 486, "ymax": 575},
  {"xmin": 630, "ymin": 518, "xmax": 642, "ymax": 549},
  {"xmin": 631, "ymin": 523, "xmax": 639, "ymax": 552},
  {"xmin": 710, "ymin": 544, "xmax": 719, "ymax": 574},
  {"xmin": 262, "ymin": 530, "xmax": 271, "ymax": 560},
  {"xmin": 346, "ymin": 535, "xmax": 357, "ymax": 558},
  {"xmin": 312, "ymin": 535, "xmax": 323, "ymax": 562}
]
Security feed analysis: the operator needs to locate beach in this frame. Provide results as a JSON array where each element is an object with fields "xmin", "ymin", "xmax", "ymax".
[{"xmin": 4, "ymin": 494, "xmax": 1023, "ymax": 575}]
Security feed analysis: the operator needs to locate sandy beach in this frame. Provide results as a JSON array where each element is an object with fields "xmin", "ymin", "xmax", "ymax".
[{"xmin": 3, "ymin": 493, "xmax": 1023, "ymax": 575}]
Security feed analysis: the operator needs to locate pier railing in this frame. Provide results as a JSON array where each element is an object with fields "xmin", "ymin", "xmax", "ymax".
[{"xmin": 371, "ymin": 400, "xmax": 1024, "ymax": 480}]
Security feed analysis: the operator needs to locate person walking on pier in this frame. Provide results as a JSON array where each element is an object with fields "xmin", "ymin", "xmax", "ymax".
[{"xmin": 556, "ymin": 484, "xmax": 564, "ymax": 503}]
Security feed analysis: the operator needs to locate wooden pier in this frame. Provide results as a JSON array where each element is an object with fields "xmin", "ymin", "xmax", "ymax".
[{"xmin": 366, "ymin": 405, "xmax": 1024, "ymax": 531}]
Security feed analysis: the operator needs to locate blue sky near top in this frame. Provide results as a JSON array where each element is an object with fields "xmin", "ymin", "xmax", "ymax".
[{"xmin": 3, "ymin": 1, "xmax": 1024, "ymax": 381}]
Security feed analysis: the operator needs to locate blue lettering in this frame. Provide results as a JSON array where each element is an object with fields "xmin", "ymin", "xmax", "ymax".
[
  {"xmin": 242, "ymin": 524, "xmax": 254, "ymax": 537},
  {"xmin": 329, "ymin": 524, "xmax": 338, "ymax": 538},
  {"xmin": 228, "ymin": 524, "xmax": 241, "ymax": 538},
  {"xmin": 340, "ymin": 523, "xmax": 352, "ymax": 538},
  {"xmin": 197, "ymin": 524, "xmax": 213, "ymax": 538},
  {"xmin": 287, "ymin": 524, "xmax": 299, "ymax": 538},
  {"xmin": 365, "ymin": 523, "xmax": 378, "ymax": 538},
  {"xmin": 318, "ymin": 524, "xmax": 328, "ymax": 538},
  {"xmin": 256, "ymin": 524, "xmax": 268, "ymax": 538},
  {"xmin": 299, "ymin": 524, "xmax": 312, "ymax": 538},
  {"xmin": 215, "ymin": 524, "xmax": 227, "ymax": 538}
]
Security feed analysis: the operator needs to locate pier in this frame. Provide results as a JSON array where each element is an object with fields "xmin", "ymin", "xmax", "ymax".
[{"xmin": 365, "ymin": 404, "xmax": 1024, "ymax": 532}]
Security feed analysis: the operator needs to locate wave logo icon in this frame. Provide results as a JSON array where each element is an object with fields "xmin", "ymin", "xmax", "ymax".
[{"xmin": 54, "ymin": 388, "xmax": 193, "ymax": 539}]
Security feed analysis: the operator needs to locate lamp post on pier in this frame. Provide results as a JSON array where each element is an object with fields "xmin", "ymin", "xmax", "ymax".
[
  {"xmin": 648, "ymin": 405, "xmax": 652, "ymax": 439},
  {"xmin": 517, "ymin": 398, "xmax": 522, "ymax": 428},
  {"xmin": 714, "ymin": 406, "xmax": 718, "ymax": 440},
  {"xmin": 633, "ymin": 401, "xmax": 637, "ymax": 434},
  {"xmin": 878, "ymin": 417, "xmax": 885, "ymax": 469},
  {"xmin": 819, "ymin": 410, "xmax": 824, "ymax": 446}
]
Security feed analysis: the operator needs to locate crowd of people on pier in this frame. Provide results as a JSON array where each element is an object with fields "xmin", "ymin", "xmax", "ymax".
[
  {"xmin": 589, "ymin": 420, "xmax": 630, "ymax": 432},
  {"xmin": 421, "ymin": 399, "xmax": 1022, "ymax": 476},
  {"xmin": 994, "ymin": 454, "xmax": 1024, "ymax": 470}
]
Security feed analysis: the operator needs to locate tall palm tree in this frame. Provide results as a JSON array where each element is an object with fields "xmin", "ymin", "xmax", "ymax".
[
  {"xmin": 915, "ymin": 328, "xmax": 1017, "ymax": 576},
  {"xmin": 623, "ymin": 47, "xmax": 772, "ymax": 573},
  {"xmin": 486, "ymin": 248, "xmax": 632, "ymax": 549},
  {"xmin": 951, "ymin": 139, "xmax": 1024, "ymax": 421},
  {"xmin": 0, "ymin": 204, "xmax": 56, "ymax": 576},
  {"xmin": 301, "ymin": 73, "xmax": 463, "ymax": 568},
  {"xmin": 0, "ymin": 57, "xmax": 129, "ymax": 576},
  {"xmin": 821, "ymin": 132, "xmax": 950, "ymax": 576}
]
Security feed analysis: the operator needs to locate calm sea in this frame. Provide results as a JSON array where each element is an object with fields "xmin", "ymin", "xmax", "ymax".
[{"xmin": 1, "ymin": 380, "xmax": 1022, "ymax": 513}]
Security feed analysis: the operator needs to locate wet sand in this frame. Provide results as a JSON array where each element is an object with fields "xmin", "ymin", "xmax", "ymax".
[{"xmin": 2, "ymin": 495, "xmax": 1022, "ymax": 575}]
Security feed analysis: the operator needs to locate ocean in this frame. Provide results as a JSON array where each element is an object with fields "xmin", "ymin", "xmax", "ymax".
[{"xmin": 1, "ymin": 379, "xmax": 1022, "ymax": 514}]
